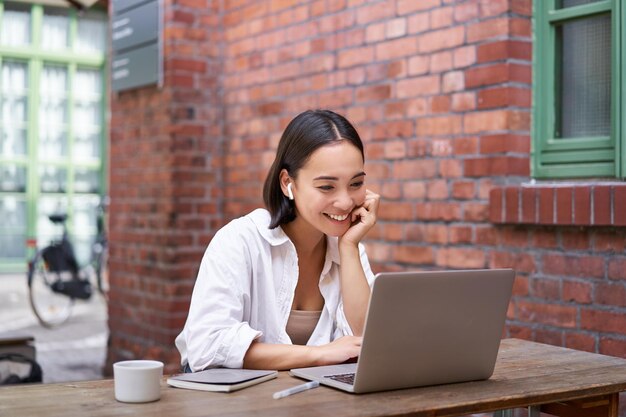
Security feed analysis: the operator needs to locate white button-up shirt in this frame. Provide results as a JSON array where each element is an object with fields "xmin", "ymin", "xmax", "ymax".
[{"xmin": 175, "ymin": 208, "xmax": 376, "ymax": 371}]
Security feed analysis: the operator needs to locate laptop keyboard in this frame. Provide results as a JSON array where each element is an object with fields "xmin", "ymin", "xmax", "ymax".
[{"xmin": 325, "ymin": 372, "xmax": 355, "ymax": 385}]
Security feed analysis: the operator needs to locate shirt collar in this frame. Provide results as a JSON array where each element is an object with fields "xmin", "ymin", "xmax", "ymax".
[
  {"xmin": 248, "ymin": 208, "xmax": 341, "ymax": 267},
  {"xmin": 248, "ymin": 208, "xmax": 290, "ymax": 246}
]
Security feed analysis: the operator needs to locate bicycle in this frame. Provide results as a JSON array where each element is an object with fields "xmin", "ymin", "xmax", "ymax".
[{"xmin": 26, "ymin": 202, "xmax": 108, "ymax": 328}]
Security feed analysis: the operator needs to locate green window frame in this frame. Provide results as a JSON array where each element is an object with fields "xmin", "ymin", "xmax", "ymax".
[
  {"xmin": 0, "ymin": 1, "xmax": 108, "ymax": 272},
  {"xmin": 532, "ymin": 0, "xmax": 624, "ymax": 178}
]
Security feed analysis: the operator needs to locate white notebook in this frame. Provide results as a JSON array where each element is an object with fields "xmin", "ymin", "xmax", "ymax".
[{"xmin": 167, "ymin": 368, "xmax": 278, "ymax": 393}]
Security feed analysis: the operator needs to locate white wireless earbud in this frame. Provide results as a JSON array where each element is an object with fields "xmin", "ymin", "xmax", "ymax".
[{"xmin": 287, "ymin": 183, "xmax": 294, "ymax": 200}]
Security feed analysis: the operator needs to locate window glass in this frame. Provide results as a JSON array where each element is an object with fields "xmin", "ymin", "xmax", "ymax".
[
  {"xmin": 0, "ymin": 3, "xmax": 30, "ymax": 47},
  {"xmin": 0, "ymin": 196, "xmax": 26, "ymax": 259},
  {"xmin": 36, "ymin": 195, "xmax": 68, "ymax": 247},
  {"xmin": 1, "ymin": 61, "xmax": 28, "ymax": 157},
  {"xmin": 42, "ymin": 7, "xmax": 69, "ymax": 51},
  {"xmin": 0, "ymin": 164, "xmax": 26, "ymax": 192},
  {"xmin": 74, "ymin": 69, "xmax": 102, "ymax": 160},
  {"xmin": 556, "ymin": 0, "xmax": 602, "ymax": 9},
  {"xmin": 73, "ymin": 194, "xmax": 100, "ymax": 265},
  {"xmin": 556, "ymin": 14, "xmax": 611, "ymax": 138},
  {"xmin": 76, "ymin": 10, "xmax": 107, "ymax": 53},
  {"xmin": 39, "ymin": 165, "xmax": 67, "ymax": 193},
  {"xmin": 39, "ymin": 65, "xmax": 68, "ymax": 159},
  {"xmin": 74, "ymin": 167, "xmax": 100, "ymax": 194}
]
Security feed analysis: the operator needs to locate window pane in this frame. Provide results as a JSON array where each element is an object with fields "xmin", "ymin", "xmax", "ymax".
[
  {"xmin": 73, "ymin": 69, "xmax": 102, "ymax": 160},
  {"xmin": 1, "ymin": 61, "xmax": 28, "ymax": 156},
  {"xmin": 76, "ymin": 10, "xmax": 107, "ymax": 53},
  {"xmin": 556, "ymin": 14, "xmax": 611, "ymax": 138},
  {"xmin": 556, "ymin": 0, "xmax": 602, "ymax": 9},
  {"xmin": 1, "ymin": 3, "xmax": 30, "ymax": 47},
  {"xmin": 40, "ymin": 165, "xmax": 67, "ymax": 193},
  {"xmin": 0, "ymin": 196, "xmax": 26, "ymax": 259},
  {"xmin": 37, "ymin": 195, "xmax": 68, "ymax": 247},
  {"xmin": 39, "ymin": 65, "xmax": 68, "ymax": 159},
  {"xmin": 42, "ymin": 7, "xmax": 69, "ymax": 50},
  {"xmin": 74, "ymin": 167, "xmax": 100, "ymax": 194},
  {"xmin": 73, "ymin": 194, "xmax": 100, "ymax": 265},
  {"xmin": 0, "ymin": 164, "xmax": 26, "ymax": 192}
]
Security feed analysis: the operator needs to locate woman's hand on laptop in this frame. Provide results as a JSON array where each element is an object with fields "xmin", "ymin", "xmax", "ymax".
[{"xmin": 313, "ymin": 336, "xmax": 362, "ymax": 366}]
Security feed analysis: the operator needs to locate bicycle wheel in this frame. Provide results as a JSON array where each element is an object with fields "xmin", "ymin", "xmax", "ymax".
[{"xmin": 28, "ymin": 251, "xmax": 74, "ymax": 328}]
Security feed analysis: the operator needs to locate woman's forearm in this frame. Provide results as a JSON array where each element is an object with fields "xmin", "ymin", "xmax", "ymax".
[
  {"xmin": 338, "ymin": 243, "xmax": 371, "ymax": 336},
  {"xmin": 243, "ymin": 342, "xmax": 321, "ymax": 370}
]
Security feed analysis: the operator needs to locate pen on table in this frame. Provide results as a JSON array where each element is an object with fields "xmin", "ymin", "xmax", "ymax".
[{"xmin": 272, "ymin": 381, "xmax": 320, "ymax": 399}]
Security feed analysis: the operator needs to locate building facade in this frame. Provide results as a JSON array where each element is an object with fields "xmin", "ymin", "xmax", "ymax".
[
  {"xmin": 0, "ymin": 0, "xmax": 108, "ymax": 272},
  {"xmin": 107, "ymin": 0, "xmax": 626, "ymax": 383}
]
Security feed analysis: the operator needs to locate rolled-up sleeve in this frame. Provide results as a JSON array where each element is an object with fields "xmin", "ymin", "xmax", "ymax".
[
  {"xmin": 178, "ymin": 226, "xmax": 262, "ymax": 370},
  {"xmin": 334, "ymin": 243, "xmax": 377, "ymax": 337}
]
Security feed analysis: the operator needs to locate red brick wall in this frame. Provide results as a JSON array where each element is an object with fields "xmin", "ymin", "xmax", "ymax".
[
  {"xmin": 108, "ymin": 0, "xmax": 626, "ymax": 374},
  {"xmin": 106, "ymin": 0, "xmax": 224, "ymax": 373}
]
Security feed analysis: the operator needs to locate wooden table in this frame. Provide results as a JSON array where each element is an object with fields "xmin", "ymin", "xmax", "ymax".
[{"xmin": 2, "ymin": 339, "xmax": 626, "ymax": 417}]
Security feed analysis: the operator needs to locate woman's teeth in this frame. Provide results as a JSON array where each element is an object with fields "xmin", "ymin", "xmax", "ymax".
[{"xmin": 326, "ymin": 213, "xmax": 348, "ymax": 221}]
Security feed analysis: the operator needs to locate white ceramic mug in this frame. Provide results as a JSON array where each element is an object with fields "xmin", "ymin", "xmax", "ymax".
[{"xmin": 113, "ymin": 360, "xmax": 164, "ymax": 403}]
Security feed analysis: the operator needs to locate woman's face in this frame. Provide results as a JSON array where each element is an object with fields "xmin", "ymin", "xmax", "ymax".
[{"xmin": 290, "ymin": 141, "xmax": 366, "ymax": 238}]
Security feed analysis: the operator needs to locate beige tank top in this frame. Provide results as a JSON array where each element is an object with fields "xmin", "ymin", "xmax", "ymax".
[{"xmin": 286, "ymin": 310, "xmax": 322, "ymax": 345}]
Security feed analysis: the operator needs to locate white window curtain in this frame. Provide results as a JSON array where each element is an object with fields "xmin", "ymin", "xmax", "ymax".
[
  {"xmin": 42, "ymin": 8, "xmax": 69, "ymax": 51},
  {"xmin": 39, "ymin": 65, "xmax": 68, "ymax": 160},
  {"xmin": 76, "ymin": 11, "xmax": 107, "ymax": 53},
  {"xmin": 1, "ymin": 6, "xmax": 30, "ymax": 47},
  {"xmin": 1, "ymin": 61, "xmax": 28, "ymax": 157},
  {"xmin": 73, "ymin": 69, "xmax": 102, "ymax": 160}
]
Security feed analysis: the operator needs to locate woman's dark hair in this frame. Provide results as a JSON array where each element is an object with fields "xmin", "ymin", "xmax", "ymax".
[{"xmin": 263, "ymin": 109, "xmax": 364, "ymax": 229}]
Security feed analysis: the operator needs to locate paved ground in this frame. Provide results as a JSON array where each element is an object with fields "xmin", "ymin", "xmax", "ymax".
[{"xmin": 0, "ymin": 273, "xmax": 108, "ymax": 383}]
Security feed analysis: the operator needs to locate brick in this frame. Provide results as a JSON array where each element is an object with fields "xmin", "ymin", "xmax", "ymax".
[
  {"xmin": 430, "ymin": 6, "xmax": 453, "ymax": 29},
  {"xmin": 595, "ymin": 283, "xmax": 626, "ymax": 307},
  {"xmin": 403, "ymin": 181, "xmax": 426, "ymax": 199},
  {"xmin": 581, "ymin": 309, "xmax": 626, "ymax": 335},
  {"xmin": 417, "ymin": 115, "xmax": 462, "ymax": 136},
  {"xmin": 415, "ymin": 202, "xmax": 462, "ymax": 221},
  {"xmin": 467, "ymin": 18, "xmax": 509, "ymax": 43},
  {"xmin": 386, "ymin": 17, "xmax": 407, "ymax": 39},
  {"xmin": 520, "ymin": 186, "xmax": 536, "ymax": 223},
  {"xmin": 565, "ymin": 333, "xmax": 596, "ymax": 353},
  {"xmin": 489, "ymin": 251, "xmax": 536, "ymax": 273},
  {"xmin": 531, "ymin": 277, "xmax": 560, "ymax": 300},
  {"xmin": 356, "ymin": 84, "xmax": 391, "ymax": 102},
  {"xmin": 338, "ymin": 46, "xmax": 375, "ymax": 68},
  {"xmin": 454, "ymin": 2, "xmax": 479, "ymax": 22},
  {"xmin": 516, "ymin": 301, "xmax": 577, "ymax": 328},
  {"xmin": 376, "ymin": 37, "xmax": 419, "ymax": 60},
  {"xmin": 408, "ymin": 55, "xmax": 430, "ymax": 76},
  {"xmin": 555, "ymin": 187, "xmax": 573, "ymax": 225},
  {"xmin": 449, "ymin": 225, "xmax": 472, "ymax": 243},
  {"xmin": 424, "ymin": 224, "xmax": 448, "ymax": 243},
  {"xmin": 436, "ymin": 248, "xmax": 486, "ymax": 269},
  {"xmin": 609, "ymin": 258, "xmax": 626, "ymax": 280},
  {"xmin": 393, "ymin": 245, "xmax": 435, "ymax": 264},
  {"xmin": 477, "ymin": 40, "xmax": 531, "ymax": 63},
  {"xmin": 442, "ymin": 71, "xmax": 465, "ymax": 92},
  {"xmin": 465, "ymin": 156, "xmax": 529, "ymax": 177},
  {"xmin": 453, "ymin": 45, "xmax": 476, "ymax": 68},
  {"xmin": 393, "ymin": 160, "xmax": 437, "ymax": 179},
  {"xmin": 489, "ymin": 188, "xmax": 503, "ymax": 223},
  {"xmin": 561, "ymin": 230, "xmax": 591, "ymax": 251},
  {"xmin": 593, "ymin": 185, "xmax": 611, "ymax": 225},
  {"xmin": 542, "ymin": 254, "xmax": 605, "ymax": 279},
  {"xmin": 480, "ymin": 134, "xmax": 530, "ymax": 154},
  {"xmin": 452, "ymin": 181, "xmax": 476, "ymax": 199},
  {"xmin": 535, "ymin": 329, "xmax": 564, "ymax": 346},
  {"xmin": 418, "ymin": 26, "xmax": 465, "ymax": 53},
  {"xmin": 504, "ymin": 187, "xmax": 519, "ymax": 223},
  {"xmin": 615, "ymin": 186, "xmax": 626, "ymax": 226},
  {"xmin": 464, "ymin": 202, "xmax": 489, "ymax": 221},
  {"xmin": 594, "ymin": 232, "xmax": 626, "ymax": 253},
  {"xmin": 397, "ymin": 75, "xmax": 441, "ymax": 97},
  {"xmin": 451, "ymin": 92, "xmax": 476, "ymax": 111},
  {"xmin": 430, "ymin": 51, "xmax": 453, "ymax": 73},
  {"xmin": 599, "ymin": 337, "xmax": 626, "ymax": 358},
  {"xmin": 466, "ymin": 63, "xmax": 509, "ymax": 88},
  {"xmin": 430, "ymin": 95, "xmax": 451, "ymax": 112},
  {"xmin": 477, "ymin": 87, "xmax": 531, "ymax": 109},
  {"xmin": 538, "ymin": 187, "xmax": 554, "ymax": 224},
  {"xmin": 573, "ymin": 186, "xmax": 591, "ymax": 225},
  {"xmin": 426, "ymin": 179, "xmax": 449, "ymax": 200},
  {"xmin": 397, "ymin": 0, "xmax": 441, "ymax": 15}
]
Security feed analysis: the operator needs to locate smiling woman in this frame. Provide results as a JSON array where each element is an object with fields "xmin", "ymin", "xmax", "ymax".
[{"xmin": 175, "ymin": 110, "xmax": 380, "ymax": 372}]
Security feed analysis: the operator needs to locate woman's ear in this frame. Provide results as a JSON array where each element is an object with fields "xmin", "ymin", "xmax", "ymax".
[{"xmin": 279, "ymin": 169, "xmax": 292, "ymax": 200}]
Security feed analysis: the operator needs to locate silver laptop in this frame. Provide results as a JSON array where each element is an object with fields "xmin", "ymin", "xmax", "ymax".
[{"xmin": 290, "ymin": 268, "xmax": 515, "ymax": 393}]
